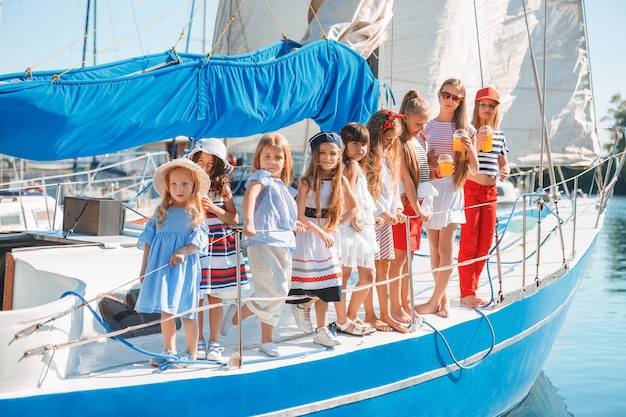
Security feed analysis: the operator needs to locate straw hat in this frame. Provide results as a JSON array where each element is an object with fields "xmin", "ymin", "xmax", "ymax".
[
  {"xmin": 152, "ymin": 158, "xmax": 210, "ymax": 197},
  {"xmin": 185, "ymin": 138, "xmax": 234, "ymax": 175}
]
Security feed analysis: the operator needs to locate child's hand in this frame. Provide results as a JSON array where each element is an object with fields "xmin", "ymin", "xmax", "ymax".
[
  {"xmin": 396, "ymin": 209, "xmax": 406, "ymax": 224},
  {"xmin": 419, "ymin": 210, "xmax": 431, "ymax": 222},
  {"xmin": 374, "ymin": 216, "xmax": 384, "ymax": 227},
  {"xmin": 382, "ymin": 211, "xmax": 398, "ymax": 225},
  {"xmin": 201, "ymin": 197, "xmax": 211, "ymax": 212},
  {"xmin": 243, "ymin": 223, "xmax": 256, "ymax": 237},
  {"xmin": 170, "ymin": 253, "xmax": 185, "ymax": 268},
  {"xmin": 321, "ymin": 231, "xmax": 335, "ymax": 248},
  {"xmin": 295, "ymin": 220, "xmax": 308, "ymax": 233},
  {"xmin": 351, "ymin": 219, "xmax": 363, "ymax": 233}
]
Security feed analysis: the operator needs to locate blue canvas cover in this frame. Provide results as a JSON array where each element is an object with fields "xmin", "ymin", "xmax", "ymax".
[{"xmin": 0, "ymin": 39, "xmax": 380, "ymax": 160}]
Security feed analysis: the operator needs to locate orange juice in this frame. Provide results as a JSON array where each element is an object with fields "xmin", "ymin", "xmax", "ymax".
[
  {"xmin": 438, "ymin": 154, "xmax": 453, "ymax": 177},
  {"xmin": 452, "ymin": 129, "xmax": 468, "ymax": 152},
  {"xmin": 453, "ymin": 138, "xmax": 465, "ymax": 152},
  {"xmin": 479, "ymin": 125, "xmax": 493, "ymax": 152}
]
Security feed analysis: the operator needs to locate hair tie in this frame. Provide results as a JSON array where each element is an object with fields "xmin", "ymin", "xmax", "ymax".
[{"xmin": 381, "ymin": 111, "xmax": 403, "ymax": 134}]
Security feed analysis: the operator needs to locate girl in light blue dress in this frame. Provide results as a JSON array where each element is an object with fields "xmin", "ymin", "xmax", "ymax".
[{"xmin": 136, "ymin": 158, "xmax": 210, "ymax": 366}]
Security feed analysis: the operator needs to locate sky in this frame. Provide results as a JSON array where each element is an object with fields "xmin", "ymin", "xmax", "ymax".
[{"xmin": 0, "ymin": 0, "xmax": 624, "ymax": 147}]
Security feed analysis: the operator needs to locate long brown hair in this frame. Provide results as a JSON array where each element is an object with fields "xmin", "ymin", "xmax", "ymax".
[
  {"xmin": 191, "ymin": 152, "xmax": 230, "ymax": 198},
  {"xmin": 399, "ymin": 90, "xmax": 429, "ymax": 188},
  {"xmin": 440, "ymin": 78, "xmax": 470, "ymax": 190},
  {"xmin": 302, "ymin": 142, "xmax": 344, "ymax": 232},
  {"xmin": 340, "ymin": 122, "xmax": 369, "ymax": 171},
  {"xmin": 157, "ymin": 166, "xmax": 205, "ymax": 228},
  {"xmin": 366, "ymin": 109, "xmax": 402, "ymax": 201}
]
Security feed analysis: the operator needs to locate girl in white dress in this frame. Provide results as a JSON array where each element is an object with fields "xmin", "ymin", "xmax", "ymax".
[
  {"xmin": 288, "ymin": 131, "xmax": 358, "ymax": 347},
  {"xmin": 334, "ymin": 122, "xmax": 378, "ymax": 336},
  {"xmin": 363, "ymin": 110, "xmax": 408, "ymax": 334}
]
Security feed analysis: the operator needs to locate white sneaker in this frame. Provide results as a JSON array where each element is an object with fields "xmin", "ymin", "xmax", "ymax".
[
  {"xmin": 313, "ymin": 326, "xmax": 341, "ymax": 347},
  {"xmin": 291, "ymin": 304, "xmax": 313, "ymax": 334},
  {"xmin": 206, "ymin": 341, "xmax": 224, "ymax": 361},
  {"xmin": 259, "ymin": 342, "xmax": 281, "ymax": 357},
  {"xmin": 196, "ymin": 339, "xmax": 207, "ymax": 360}
]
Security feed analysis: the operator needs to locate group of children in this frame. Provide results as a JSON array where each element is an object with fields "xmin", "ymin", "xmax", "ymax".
[{"xmin": 134, "ymin": 80, "xmax": 510, "ymax": 365}]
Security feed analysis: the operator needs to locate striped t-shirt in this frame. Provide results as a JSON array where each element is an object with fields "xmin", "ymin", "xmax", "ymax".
[
  {"xmin": 421, "ymin": 119, "xmax": 476, "ymax": 172},
  {"xmin": 477, "ymin": 131, "xmax": 508, "ymax": 177}
]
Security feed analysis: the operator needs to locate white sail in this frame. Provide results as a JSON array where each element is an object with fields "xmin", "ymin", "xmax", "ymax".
[{"xmin": 213, "ymin": 0, "xmax": 599, "ymax": 168}]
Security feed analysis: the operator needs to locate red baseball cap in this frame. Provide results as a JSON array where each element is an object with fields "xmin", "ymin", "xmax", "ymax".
[{"xmin": 475, "ymin": 87, "xmax": 500, "ymax": 104}]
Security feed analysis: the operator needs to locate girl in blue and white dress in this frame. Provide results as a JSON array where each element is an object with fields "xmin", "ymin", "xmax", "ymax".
[
  {"xmin": 334, "ymin": 122, "xmax": 378, "ymax": 336},
  {"xmin": 186, "ymin": 138, "xmax": 249, "ymax": 362},
  {"xmin": 136, "ymin": 158, "xmax": 209, "ymax": 366},
  {"xmin": 288, "ymin": 131, "xmax": 358, "ymax": 347}
]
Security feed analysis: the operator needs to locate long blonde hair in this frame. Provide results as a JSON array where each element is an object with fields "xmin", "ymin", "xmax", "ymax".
[
  {"xmin": 440, "ymin": 78, "xmax": 470, "ymax": 190},
  {"xmin": 302, "ymin": 142, "xmax": 344, "ymax": 232},
  {"xmin": 471, "ymin": 102, "xmax": 500, "ymax": 130},
  {"xmin": 366, "ymin": 109, "xmax": 402, "ymax": 201},
  {"xmin": 157, "ymin": 166, "xmax": 205, "ymax": 228},
  {"xmin": 399, "ymin": 90, "xmax": 429, "ymax": 188},
  {"xmin": 252, "ymin": 133, "xmax": 294, "ymax": 186}
]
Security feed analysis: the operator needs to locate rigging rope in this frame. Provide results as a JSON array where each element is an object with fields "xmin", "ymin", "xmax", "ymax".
[{"xmin": 48, "ymin": 0, "xmax": 193, "ymax": 82}]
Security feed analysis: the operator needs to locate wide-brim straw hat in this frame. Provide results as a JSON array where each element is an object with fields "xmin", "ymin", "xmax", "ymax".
[
  {"xmin": 185, "ymin": 138, "xmax": 234, "ymax": 175},
  {"xmin": 152, "ymin": 158, "xmax": 211, "ymax": 197}
]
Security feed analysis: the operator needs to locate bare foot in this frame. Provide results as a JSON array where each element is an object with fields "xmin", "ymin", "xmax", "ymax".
[
  {"xmin": 415, "ymin": 301, "xmax": 440, "ymax": 315},
  {"xmin": 437, "ymin": 298, "xmax": 450, "ymax": 318},
  {"xmin": 366, "ymin": 318, "xmax": 392, "ymax": 332},
  {"xmin": 381, "ymin": 315, "xmax": 409, "ymax": 334},
  {"xmin": 461, "ymin": 295, "xmax": 487, "ymax": 309},
  {"xmin": 391, "ymin": 307, "xmax": 413, "ymax": 324}
]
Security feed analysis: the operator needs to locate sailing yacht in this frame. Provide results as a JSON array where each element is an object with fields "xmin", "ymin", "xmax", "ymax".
[{"xmin": 0, "ymin": 1, "xmax": 621, "ymax": 416}]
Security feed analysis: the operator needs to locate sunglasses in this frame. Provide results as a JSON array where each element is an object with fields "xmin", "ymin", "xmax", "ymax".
[{"xmin": 439, "ymin": 91, "xmax": 463, "ymax": 104}]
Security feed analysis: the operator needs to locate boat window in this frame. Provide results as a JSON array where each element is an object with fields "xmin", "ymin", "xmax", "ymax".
[
  {"xmin": 35, "ymin": 210, "xmax": 54, "ymax": 221},
  {"xmin": 0, "ymin": 214, "xmax": 21, "ymax": 226}
]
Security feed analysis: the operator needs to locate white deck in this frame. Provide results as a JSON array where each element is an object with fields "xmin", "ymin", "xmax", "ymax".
[{"xmin": 0, "ymin": 195, "xmax": 604, "ymax": 400}]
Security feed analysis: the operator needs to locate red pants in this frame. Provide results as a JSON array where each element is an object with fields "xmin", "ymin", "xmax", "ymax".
[
  {"xmin": 458, "ymin": 180, "xmax": 498, "ymax": 298},
  {"xmin": 392, "ymin": 197, "xmax": 423, "ymax": 251}
]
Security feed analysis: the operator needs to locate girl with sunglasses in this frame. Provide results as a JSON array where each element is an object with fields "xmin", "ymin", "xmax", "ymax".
[{"xmin": 416, "ymin": 78, "xmax": 479, "ymax": 318}]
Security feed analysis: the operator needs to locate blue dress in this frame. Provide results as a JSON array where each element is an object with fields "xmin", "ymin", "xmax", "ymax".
[{"xmin": 135, "ymin": 208, "xmax": 208, "ymax": 319}]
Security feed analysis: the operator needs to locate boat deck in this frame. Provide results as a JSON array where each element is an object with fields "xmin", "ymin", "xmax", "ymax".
[{"xmin": 1, "ymin": 195, "xmax": 603, "ymax": 407}]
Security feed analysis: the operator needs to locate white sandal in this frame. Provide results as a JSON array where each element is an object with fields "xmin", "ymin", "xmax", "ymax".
[{"xmin": 335, "ymin": 319, "xmax": 369, "ymax": 336}]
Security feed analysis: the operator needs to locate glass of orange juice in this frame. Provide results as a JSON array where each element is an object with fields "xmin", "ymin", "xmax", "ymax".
[
  {"xmin": 453, "ymin": 129, "xmax": 467, "ymax": 152},
  {"xmin": 479, "ymin": 125, "xmax": 493, "ymax": 152},
  {"xmin": 437, "ymin": 154, "xmax": 453, "ymax": 177}
]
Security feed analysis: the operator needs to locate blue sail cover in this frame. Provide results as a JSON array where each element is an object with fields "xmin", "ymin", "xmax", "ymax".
[{"xmin": 0, "ymin": 39, "xmax": 380, "ymax": 161}]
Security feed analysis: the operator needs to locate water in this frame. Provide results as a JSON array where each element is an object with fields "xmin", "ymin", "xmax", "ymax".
[{"xmin": 507, "ymin": 196, "xmax": 626, "ymax": 416}]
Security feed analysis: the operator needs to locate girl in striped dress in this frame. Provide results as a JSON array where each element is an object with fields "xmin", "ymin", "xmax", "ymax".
[
  {"xmin": 288, "ymin": 131, "xmax": 358, "ymax": 347},
  {"xmin": 363, "ymin": 110, "xmax": 408, "ymax": 333},
  {"xmin": 186, "ymin": 138, "xmax": 249, "ymax": 361},
  {"xmin": 390, "ymin": 90, "xmax": 432, "ymax": 324}
]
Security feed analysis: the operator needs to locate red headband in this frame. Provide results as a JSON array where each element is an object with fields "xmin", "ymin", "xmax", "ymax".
[{"xmin": 381, "ymin": 111, "xmax": 403, "ymax": 134}]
